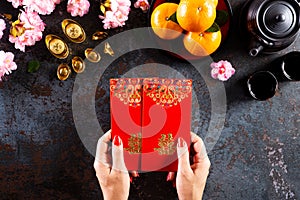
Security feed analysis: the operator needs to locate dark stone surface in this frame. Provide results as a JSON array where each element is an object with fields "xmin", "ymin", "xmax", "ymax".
[{"xmin": 0, "ymin": 0, "xmax": 299, "ymax": 199}]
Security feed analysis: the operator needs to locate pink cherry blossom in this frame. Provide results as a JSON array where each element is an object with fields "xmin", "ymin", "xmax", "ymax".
[
  {"xmin": 22, "ymin": 0, "xmax": 60, "ymax": 15},
  {"xmin": 19, "ymin": 7, "xmax": 46, "ymax": 32},
  {"xmin": 67, "ymin": 0, "xmax": 90, "ymax": 17},
  {"xmin": 0, "ymin": 51, "xmax": 17, "ymax": 81},
  {"xmin": 9, "ymin": 8, "xmax": 45, "ymax": 52},
  {"xmin": 134, "ymin": 0, "xmax": 150, "ymax": 12},
  {"xmin": 7, "ymin": 0, "xmax": 23, "ymax": 8},
  {"xmin": 9, "ymin": 35, "xmax": 27, "ymax": 52},
  {"xmin": 99, "ymin": 11, "xmax": 120, "ymax": 29},
  {"xmin": 99, "ymin": 0, "xmax": 131, "ymax": 29},
  {"xmin": 210, "ymin": 60, "xmax": 235, "ymax": 81},
  {"xmin": 0, "ymin": 19, "xmax": 6, "ymax": 40},
  {"xmin": 114, "ymin": 0, "xmax": 131, "ymax": 15},
  {"xmin": 52, "ymin": 0, "xmax": 61, "ymax": 4}
]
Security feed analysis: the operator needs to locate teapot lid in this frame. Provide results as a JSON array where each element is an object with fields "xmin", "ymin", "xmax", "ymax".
[{"xmin": 258, "ymin": 0, "xmax": 298, "ymax": 38}]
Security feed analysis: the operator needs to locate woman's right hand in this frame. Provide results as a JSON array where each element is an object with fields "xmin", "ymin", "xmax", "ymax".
[{"xmin": 168, "ymin": 132, "xmax": 211, "ymax": 200}]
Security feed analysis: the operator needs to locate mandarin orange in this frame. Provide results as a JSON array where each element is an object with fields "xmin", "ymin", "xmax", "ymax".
[
  {"xmin": 177, "ymin": 0, "xmax": 216, "ymax": 32},
  {"xmin": 209, "ymin": 0, "xmax": 218, "ymax": 7},
  {"xmin": 151, "ymin": 3, "xmax": 184, "ymax": 40},
  {"xmin": 183, "ymin": 30, "xmax": 222, "ymax": 56}
]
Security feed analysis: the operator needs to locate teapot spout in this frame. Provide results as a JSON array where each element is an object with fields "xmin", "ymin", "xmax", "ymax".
[
  {"xmin": 249, "ymin": 45, "xmax": 264, "ymax": 57},
  {"xmin": 249, "ymin": 42, "xmax": 264, "ymax": 57}
]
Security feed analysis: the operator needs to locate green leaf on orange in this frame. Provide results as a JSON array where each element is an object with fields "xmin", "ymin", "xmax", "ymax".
[
  {"xmin": 215, "ymin": 10, "xmax": 229, "ymax": 27},
  {"xmin": 206, "ymin": 23, "xmax": 220, "ymax": 32},
  {"xmin": 168, "ymin": 12, "xmax": 178, "ymax": 24}
]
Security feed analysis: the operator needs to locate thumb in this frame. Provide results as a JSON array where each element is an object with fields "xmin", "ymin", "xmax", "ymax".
[
  {"xmin": 177, "ymin": 137, "xmax": 192, "ymax": 174},
  {"xmin": 112, "ymin": 135, "xmax": 127, "ymax": 172}
]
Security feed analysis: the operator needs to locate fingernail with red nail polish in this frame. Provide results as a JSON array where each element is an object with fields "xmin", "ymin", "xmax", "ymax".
[
  {"xmin": 132, "ymin": 171, "xmax": 139, "ymax": 177},
  {"xmin": 113, "ymin": 135, "xmax": 121, "ymax": 146},
  {"xmin": 178, "ymin": 137, "xmax": 185, "ymax": 148},
  {"xmin": 166, "ymin": 173, "xmax": 171, "ymax": 181}
]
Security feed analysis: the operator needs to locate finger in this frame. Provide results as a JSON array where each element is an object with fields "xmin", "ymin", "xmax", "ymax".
[
  {"xmin": 94, "ymin": 130, "xmax": 112, "ymax": 171},
  {"xmin": 94, "ymin": 130, "xmax": 112, "ymax": 178},
  {"xmin": 111, "ymin": 135, "xmax": 127, "ymax": 173},
  {"xmin": 193, "ymin": 156, "xmax": 211, "ymax": 178},
  {"xmin": 166, "ymin": 172, "xmax": 175, "ymax": 181},
  {"xmin": 177, "ymin": 137, "xmax": 193, "ymax": 174},
  {"xmin": 191, "ymin": 132, "xmax": 208, "ymax": 163},
  {"xmin": 190, "ymin": 133, "xmax": 211, "ymax": 175}
]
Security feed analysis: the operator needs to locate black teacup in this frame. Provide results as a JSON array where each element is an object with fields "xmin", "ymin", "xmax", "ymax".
[
  {"xmin": 281, "ymin": 51, "xmax": 300, "ymax": 81},
  {"xmin": 247, "ymin": 71, "xmax": 278, "ymax": 101}
]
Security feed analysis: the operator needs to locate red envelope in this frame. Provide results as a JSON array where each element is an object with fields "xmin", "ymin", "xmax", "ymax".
[
  {"xmin": 110, "ymin": 78, "xmax": 143, "ymax": 171},
  {"xmin": 110, "ymin": 78, "xmax": 192, "ymax": 171},
  {"xmin": 141, "ymin": 78, "xmax": 192, "ymax": 171}
]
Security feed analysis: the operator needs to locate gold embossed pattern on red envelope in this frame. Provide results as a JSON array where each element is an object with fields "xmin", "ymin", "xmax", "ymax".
[{"xmin": 110, "ymin": 78, "xmax": 192, "ymax": 171}]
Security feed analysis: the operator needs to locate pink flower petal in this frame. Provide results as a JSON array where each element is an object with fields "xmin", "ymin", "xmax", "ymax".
[
  {"xmin": 100, "ymin": 0, "xmax": 131, "ymax": 29},
  {"xmin": 9, "ymin": 9, "xmax": 45, "ymax": 52},
  {"xmin": 134, "ymin": 0, "xmax": 149, "ymax": 11},
  {"xmin": 67, "ymin": 0, "xmax": 90, "ymax": 17},
  {"xmin": 210, "ymin": 60, "xmax": 235, "ymax": 81},
  {"xmin": 0, "ymin": 19, "xmax": 6, "ymax": 40},
  {"xmin": 0, "ymin": 50, "xmax": 17, "ymax": 81},
  {"xmin": 23, "ymin": 0, "xmax": 57, "ymax": 15},
  {"xmin": 7, "ymin": 0, "xmax": 23, "ymax": 8}
]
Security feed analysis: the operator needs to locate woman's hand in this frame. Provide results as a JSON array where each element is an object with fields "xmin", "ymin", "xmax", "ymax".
[
  {"xmin": 167, "ymin": 132, "xmax": 211, "ymax": 200},
  {"xmin": 93, "ymin": 130, "xmax": 134, "ymax": 200}
]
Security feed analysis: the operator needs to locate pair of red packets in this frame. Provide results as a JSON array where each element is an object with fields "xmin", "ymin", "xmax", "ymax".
[{"xmin": 110, "ymin": 77, "xmax": 192, "ymax": 171}]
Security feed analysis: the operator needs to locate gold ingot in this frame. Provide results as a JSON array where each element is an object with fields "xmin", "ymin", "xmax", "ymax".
[
  {"xmin": 85, "ymin": 48, "xmax": 101, "ymax": 63},
  {"xmin": 61, "ymin": 19, "xmax": 86, "ymax": 43},
  {"xmin": 4, "ymin": 14, "xmax": 12, "ymax": 20},
  {"xmin": 104, "ymin": 42, "xmax": 114, "ymax": 56},
  {"xmin": 92, "ymin": 31, "xmax": 108, "ymax": 41},
  {"xmin": 57, "ymin": 63, "xmax": 71, "ymax": 81},
  {"xmin": 0, "ymin": 13, "xmax": 12, "ymax": 20},
  {"xmin": 72, "ymin": 56, "xmax": 85, "ymax": 73},
  {"xmin": 45, "ymin": 34, "xmax": 69, "ymax": 59}
]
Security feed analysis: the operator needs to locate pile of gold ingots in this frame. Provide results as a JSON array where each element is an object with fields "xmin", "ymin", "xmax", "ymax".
[{"xmin": 45, "ymin": 19, "xmax": 114, "ymax": 81}]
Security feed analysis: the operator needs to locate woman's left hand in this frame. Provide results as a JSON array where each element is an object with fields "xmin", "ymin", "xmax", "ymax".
[{"xmin": 94, "ymin": 130, "xmax": 136, "ymax": 200}]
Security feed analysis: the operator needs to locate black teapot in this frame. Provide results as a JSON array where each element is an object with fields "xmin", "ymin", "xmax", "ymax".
[{"xmin": 242, "ymin": 0, "xmax": 300, "ymax": 56}]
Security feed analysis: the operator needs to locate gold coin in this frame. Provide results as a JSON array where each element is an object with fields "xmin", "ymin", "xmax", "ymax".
[
  {"xmin": 85, "ymin": 48, "xmax": 101, "ymax": 63},
  {"xmin": 65, "ymin": 23, "xmax": 82, "ymax": 39},
  {"xmin": 45, "ymin": 34, "xmax": 69, "ymax": 59},
  {"xmin": 104, "ymin": 42, "xmax": 114, "ymax": 56},
  {"xmin": 72, "ymin": 56, "xmax": 85, "ymax": 73},
  {"xmin": 92, "ymin": 31, "xmax": 108, "ymax": 41},
  {"xmin": 57, "ymin": 63, "xmax": 71, "ymax": 81},
  {"xmin": 49, "ymin": 38, "xmax": 65, "ymax": 55},
  {"xmin": 62, "ymin": 19, "xmax": 86, "ymax": 43}
]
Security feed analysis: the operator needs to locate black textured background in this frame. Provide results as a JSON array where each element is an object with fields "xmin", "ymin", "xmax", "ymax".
[{"xmin": 0, "ymin": 0, "xmax": 299, "ymax": 199}]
